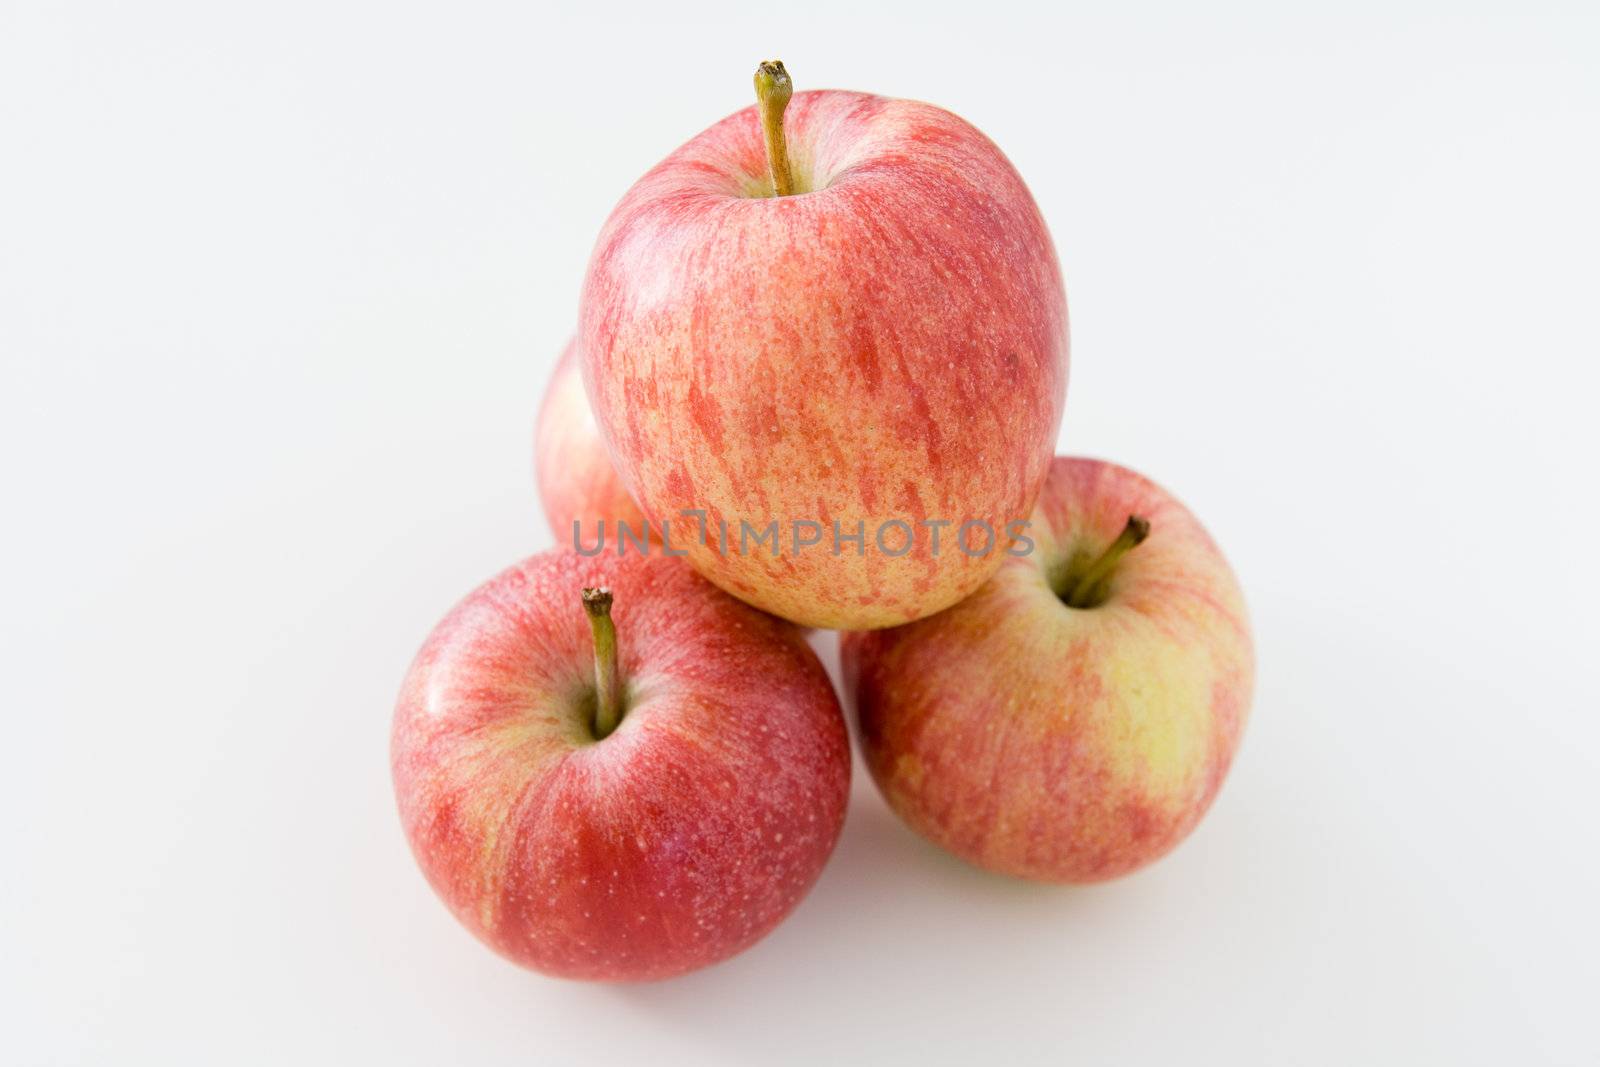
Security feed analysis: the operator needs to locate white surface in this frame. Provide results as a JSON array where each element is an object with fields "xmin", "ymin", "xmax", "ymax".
[{"xmin": 3, "ymin": 3, "xmax": 1597, "ymax": 1064}]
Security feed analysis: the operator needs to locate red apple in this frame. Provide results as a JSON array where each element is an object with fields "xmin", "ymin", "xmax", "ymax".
[
  {"xmin": 579, "ymin": 64, "xmax": 1068, "ymax": 629},
  {"xmin": 391, "ymin": 550, "xmax": 850, "ymax": 980},
  {"xmin": 534, "ymin": 337, "xmax": 648, "ymax": 543},
  {"xmin": 842, "ymin": 457, "xmax": 1253, "ymax": 882}
]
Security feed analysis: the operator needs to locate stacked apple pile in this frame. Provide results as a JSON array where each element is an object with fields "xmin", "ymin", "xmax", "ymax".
[{"xmin": 393, "ymin": 62, "xmax": 1253, "ymax": 982}]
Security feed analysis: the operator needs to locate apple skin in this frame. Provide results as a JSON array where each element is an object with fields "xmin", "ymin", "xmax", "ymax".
[
  {"xmin": 579, "ymin": 89, "xmax": 1068, "ymax": 630},
  {"xmin": 841, "ymin": 457, "xmax": 1252, "ymax": 883},
  {"xmin": 391, "ymin": 551, "xmax": 850, "ymax": 980},
  {"xmin": 534, "ymin": 337, "xmax": 649, "ymax": 544}
]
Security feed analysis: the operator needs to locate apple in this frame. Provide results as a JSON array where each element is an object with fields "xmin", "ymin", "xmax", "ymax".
[
  {"xmin": 842, "ymin": 456, "xmax": 1253, "ymax": 882},
  {"xmin": 534, "ymin": 337, "xmax": 649, "ymax": 543},
  {"xmin": 579, "ymin": 61, "xmax": 1068, "ymax": 630},
  {"xmin": 391, "ymin": 550, "xmax": 851, "ymax": 980}
]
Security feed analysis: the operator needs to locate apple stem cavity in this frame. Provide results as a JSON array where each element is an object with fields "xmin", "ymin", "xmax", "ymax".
[
  {"xmin": 581, "ymin": 587, "xmax": 623, "ymax": 739},
  {"xmin": 1065, "ymin": 515, "xmax": 1151, "ymax": 609},
  {"xmin": 754, "ymin": 59, "xmax": 796, "ymax": 197}
]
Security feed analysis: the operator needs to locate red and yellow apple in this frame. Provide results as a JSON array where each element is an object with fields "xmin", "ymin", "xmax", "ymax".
[
  {"xmin": 842, "ymin": 457, "xmax": 1253, "ymax": 882},
  {"xmin": 391, "ymin": 550, "xmax": 850, "ymax": 980},
  {"xmin": 534, "ymin": 337, "xmax": 648, "ymax": 542},
  {"xmin": 579, "ymin": 65, "xmax": 1068, "ymax": 629}
]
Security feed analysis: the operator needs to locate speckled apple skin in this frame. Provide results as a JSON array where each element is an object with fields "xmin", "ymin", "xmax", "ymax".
[
  {"xmin": 580, "ymin": 89, "xmax": 1068, "ymax": 630},
  {"xmin": 391, "ymin": 551, "xmax": 850, "ymax": 981},
  {"xmin": 841, "ymin": 457, "xmax": 1253, "ymax": 883},
  {"xmin": 534, "ymin": 338, "xmax": 650, "ymax": 544}
]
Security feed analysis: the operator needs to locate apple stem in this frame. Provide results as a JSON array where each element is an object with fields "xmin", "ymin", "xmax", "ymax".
[
  {"xmin": 581, "ymin": 587, "xmax": 623, "ymax": 739},
  {"xmin": 1065, "ymin": 516, "xmax": 1151, "ymax": 609},
  {"xmin": 754, "ymin": 60, "xmax": 795, "ymax": 196}
]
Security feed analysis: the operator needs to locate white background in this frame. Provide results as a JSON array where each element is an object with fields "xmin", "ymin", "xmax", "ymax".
[{"xmin": 4, "ymin": 2, "xmax": 1597, "ymax": 1064}]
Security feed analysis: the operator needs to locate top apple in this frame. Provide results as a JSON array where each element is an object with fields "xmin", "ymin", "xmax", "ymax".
[{"xmin": 579, "ymin": 63, "xmax": 1068, "ymax": 629}]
